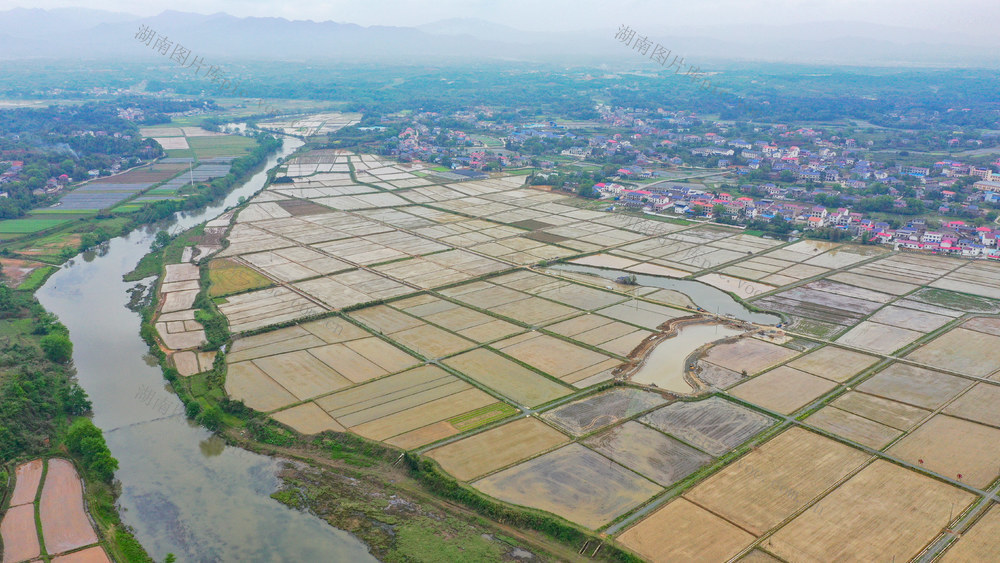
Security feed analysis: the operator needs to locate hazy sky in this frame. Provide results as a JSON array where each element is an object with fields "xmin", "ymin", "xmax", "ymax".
[{"xmin": 1, "ymin": 0, "xmax": 994, "ymax": 35}]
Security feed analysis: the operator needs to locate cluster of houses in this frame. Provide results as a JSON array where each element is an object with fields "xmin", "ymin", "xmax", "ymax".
[{"xmin": 876, "ymin": 220, "xmax": 1000, "ymax": 257}]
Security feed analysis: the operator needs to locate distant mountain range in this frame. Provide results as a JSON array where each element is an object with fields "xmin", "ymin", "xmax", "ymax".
[{"xmin": 0, "ymin": 8, "xmax": 996, "ymax": 67}]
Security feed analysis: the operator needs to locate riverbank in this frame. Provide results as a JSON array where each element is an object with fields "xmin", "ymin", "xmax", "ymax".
[{"xmin": 0, "ymin": 131, "xmax": 287, "ymax": 562}]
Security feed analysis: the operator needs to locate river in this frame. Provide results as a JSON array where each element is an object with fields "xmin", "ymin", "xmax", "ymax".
[
  {"xmin": 36, "ymin": 138, "xmax": 377, "ymax": 562},
  {"xmin": 547, "ymin": 263, "xmax": 781, "ymax": 325}
]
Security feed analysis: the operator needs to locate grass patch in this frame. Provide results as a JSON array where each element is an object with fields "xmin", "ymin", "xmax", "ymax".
[
  {"xmin": 911, "ymin": 287, "xmax": 1000, "ymax": 313},
  {"xmin": 392, "ymin": 520, "xmax": 506, "ymax": 562},
  {"xmin": 0, "ymin": 218, "xmax": 69, "ymax": 233},
  {"xmin": 207, "ymin": 258, "xmax": 273, "ymax": 297},
  {"xmin": 16, "ymin": 266, "xmax": 56, "ymax": 291},
  {"xmin": 447, "ymin": 403, "xmax": 519, "ymax": 432}
]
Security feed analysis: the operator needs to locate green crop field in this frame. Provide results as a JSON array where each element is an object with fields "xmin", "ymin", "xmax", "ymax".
[
  {"xmin": 0, "ymin": 218, "xmax": 69, "ymax": 233},
  {"xmin": 187, "ymin": 135, "xmax": 256, "ymax": 158}
]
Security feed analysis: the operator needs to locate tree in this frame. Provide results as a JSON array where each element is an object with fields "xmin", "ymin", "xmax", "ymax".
[{"xmin": 40, "ymin": 333, "xmax": 73, "ymax": 363}]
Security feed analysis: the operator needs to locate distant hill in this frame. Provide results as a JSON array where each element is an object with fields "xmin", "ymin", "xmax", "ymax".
[{"xmin": 0, "ymin": 8, "xmax": 995, "ymax": 67}]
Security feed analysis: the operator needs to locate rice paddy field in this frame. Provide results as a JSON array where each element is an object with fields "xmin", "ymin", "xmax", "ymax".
[{"xmin": 174, "ymin": 145, "xmax": 1000, "ymax": 559}]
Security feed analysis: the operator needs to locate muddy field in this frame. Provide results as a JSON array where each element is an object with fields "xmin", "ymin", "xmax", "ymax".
[
  {"xmin": 473, "ymin": 443, "xmax": 662, "ymax": 529},
  {"xmin": 39, "ymin": 459, "xmax": 99, "ymax": 555},
  {"xmin": 640, "ymin": 397, "xmax": 775, "ymax": 456},
  {"xmin": 583, "ymin": 421, "xmax": 712, "ymax": 486},
  {"xmin": 806, "ymin": 406, "xmax": 902, "ymax": 448},
  {"xmin": 541, "ymin": 387, "xmax": 668, "ymax": 436},
  {"xmin": 699, "ymin": 337, "xmax": 798, "ymax": 376}
]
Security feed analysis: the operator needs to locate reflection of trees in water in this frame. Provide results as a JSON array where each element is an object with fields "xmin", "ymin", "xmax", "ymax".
[{"xmin": 199, "ymin": 434, "xmax": 226, "ymax": 458}]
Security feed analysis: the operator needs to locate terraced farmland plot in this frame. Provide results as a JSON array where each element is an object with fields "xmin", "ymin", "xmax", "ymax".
[
  {"xmin": 766, "ymin": 460, "xmax": 974, "ymax": 563},
  {"xmin": 583, "ymin": 421, "xmax": 712, "ymax": 486},
  {"xmin": 492, "ymin": 332, "xmax": 621, "ymax": 386},
  {"xmin": 828, "ymin": 391, "xmax": 930, "ymax": 431},
  {"xmin": 806, "ymin": 405, "xmax": 903, "ymax": 448},
  {"xmin": 350, "ymin": 304, "xmax": 476, "ymax": 358},
  {"xmin": 218, "ymin": 286, "xmax": 328, "ymax": 333},
  {"xmin": 641, "ymin": 396, "xmax": 775, "ymax": 456},
  {"xmin": 473, "ymin": 443, "xmax": 662, "ymax": 530},
  {"xmin": 541, "ymin": 387, "xmax": 668, "ymax": 436},
  {"xmin": 683, "ymin": 427, "xmax": 869, "ymax": 536},
  {"xmin": 617, "ymin": 498, "xmax": 754, "ymax": 562},
  {"xmin": 905, "ymin": 325, "xmax": 1000, "ymax": 377},
  {"xmin": 887, "ymin": 414, "xmax": 1000, "ymax": 488},
  {"xmin": 699, "ymin": 337, "xmax": 798, "ymax": 375},
  {"xmin": 730, "ymin": 366, "xmax": 837, "ymax": 414},
  {"xmin": 786, "ymin": 345, "xmax": 879, "ymax": 382},
  {"xmin": 426, "ymin": 417, "xmax": 570, "ymax": 481},
  {"xmin": 314, "ymin": 365, "xmax": 500, "ymax": 448},
  {"xmin": 836, "ymin": 321, "xmax": 925, "ymax": 354},
  {"xmin": 857, "ymin": 363, "xmax": 973, "ymax": 410},
  {"xmin": 443, "ymin": 348, "xmax": 572, "ymax": 407}
]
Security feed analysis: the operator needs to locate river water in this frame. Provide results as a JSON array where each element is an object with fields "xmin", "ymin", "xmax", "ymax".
[
  {"xmin": 547, "ymin": 263, "xmax": 781, "ymax": 325},
  {"xmin": 36, "ymin": 138, "xmax": 377, "ymax": 562}
]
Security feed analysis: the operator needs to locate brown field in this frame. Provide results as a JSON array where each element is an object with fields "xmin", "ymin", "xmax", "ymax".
[
  {"xmin": 730, "ymin": 366, "xmax": 837, "ymax": 415},
  {"xmin": 806, "ymin": 406, "xmax": 902, "ymax": 449},
  {"xmin": 494, "ymin": 333, "xmax": 619, "ymax": 385},
  {"xmin": 310, "ymin": 340, "xmax": 412, "ymax": 383},
  {"xmin": 10, "ymin": 458, "xmax": 43, "ymax": 506},
  {"xmin": 583, "ymin": 421, "xmax": 712, "ymax": 486},
  {"xmin": 541, "ymin": 387, "xmax": 668, "ymax": 436},
  {"xmin": 906, "ymin": 327, "xmax": 1000, "ymax": 377},
  {"xmin": 489, "ymin": 295, "xmax": 579, "ymax": 326},
  {"xmin": 943, "ymin": 383, "xmax": 1000, "ymax": 428},
  {"xmin": 386, "ymin": 421, "xmax": 460, "ymax": 450},
  {"xmin": 225, "ymin": 361, "xmax": 299, "ymax": 412},
  {"xmin": 941, "ymin": 504, "xmax": 1000, "ymax": 562},
  {"xmin": 385, "ymin": 323, "xmax": 476, "ymax": 358},
  {"xmin": 350, "ymin": 387, "xmax": 496, "ymax": 443},
  {"xmin": 99, "ymin": 162, "xmax": 187, "ymax": 183},
  {"xmin": 208, "ymin": 258, "xmax": 273, "ymax": 297},
  {"xmin": 443, "ymin": 348, "xmax": 572, "ymax": 407},
  {"xmin": 473, "ymin": 443, "xmax": 662, "ymax": 529},
  {"xmin": 787, "ymin": 346, "xmax": 879, "ymax": 382},
  {"xmin": 251, "ymin": 350, "xmax": 353, "ymax": 400},
  {"xmin": 836, "ymin": 321, "xmax": 924, "ymax": 354},
  {"xmin": 426, "ymin": 417, "xmax": 570, "ymax": 481},
  {"xmin": 887, "ymin": 414, "xmax": 1000, "ymax": 488},
  {"xmin": 766, "ymin": 460, "xmax": 974, "ymax": 562},
  {"xmin": 700, "ymin": 338, "xmax": 798, "ymax": 375},
  {"xmin": 271, "ymin": 402, "xmax": 346, "ymax": 435},
  {"xmin": 1, "ymin": 503, "xmax": 41, "ymax": 562},
  {"xmin": 641, "ymin": 397, "xmax": 775, "ymax": 456},
  {"xmin": 684, "ymin": 427, "xmax": 870, "ymax": 536},
  {"xmin": 617, "ymin": 497, "xmax": 754, "ymax": 562},
  {"xmin": 856, "ymin": 363, "xmax": 973, "ymax": 410},
  {"xmin": 830, "ymin": 391, "xmax": 930, "ymax": 431},
  {"xmin": 39, "ymin": 459, "xmax": 99, "ymax": 555},
  {"xmin": 51, "ymin": 546, "xmax": 112, "ymax": 563},
  {"xmin": 739, "ymin": 550, "xmax": 782, "ymax": 562},
  {"xmin": 960, "ymin": 316, "xmax": 1000, "ymax": 336},
  {"xmin": 868, "ymin": 304, "xmax": 953, "ymax": 333}
]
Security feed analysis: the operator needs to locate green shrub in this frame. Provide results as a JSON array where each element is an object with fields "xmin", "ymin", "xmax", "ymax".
[{"xmin": 40, "ymin": 332, "xmax": 73, "ymax": 363}]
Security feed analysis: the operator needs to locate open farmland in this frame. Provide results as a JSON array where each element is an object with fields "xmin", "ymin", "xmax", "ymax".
[
  {"xmin": 640, "ymin": 396, "xmax": 775, "ymax": 456},
  {"xmin": 583, "ymin": 421, "xmax": 712, "ymax": 486},
  {"xmin": 473, "ymin": 443, "xmax": 663, "ymax": 529},
  {"xmin": 1, "ymin": 459, "xmax": 110, "ymax": 562},
  {"xmin": 186, "ymin": 147, "xmax": 1000, "ymax": 550},
  {"xmin": 765, "ymin": 461, "xmax": 974, "ymax": 562},
  {"xmin": 682, "ymin": 428, "xmax": 869, "ymax": 536},
  {"xmin": 541, "ymin": 387, "xmax": 668, "ymax": 436},
  {"xmin": 941, "ymin": 504, "xmax": 1000, "ymax": 562},
  {"xmin": 425, "ymin": 417, "xmax": 570, "ymax": 481}
]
